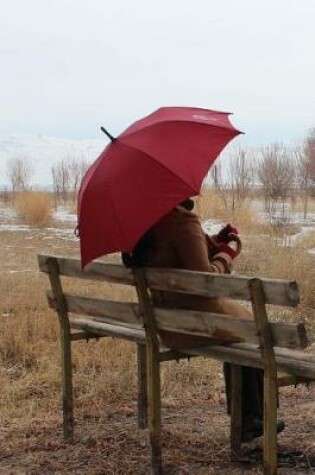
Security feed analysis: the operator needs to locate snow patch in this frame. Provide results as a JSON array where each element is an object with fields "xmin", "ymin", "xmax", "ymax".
[
  {"xmin": 281, "ymin": 226, "xmax": 315, "ymax": 247},
  {"xmin": 0, "ymin": 224, "xmax": 32, "ymax": 232},
  {"xmin": 202, "ymin": 219, "xmax": 222, "ymax": 235},
  {"xmin": 0, "ymin": 206, "xmax": 17, "ymax": 219},
  {"xmin": 53, "ymin": 206, "xmax": 77, "ymax": 223}
]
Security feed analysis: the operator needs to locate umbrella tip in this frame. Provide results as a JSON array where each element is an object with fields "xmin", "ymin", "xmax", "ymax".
[{"xmin": 100, "ymin": 126, "xmax": 116, "ymax": 142}]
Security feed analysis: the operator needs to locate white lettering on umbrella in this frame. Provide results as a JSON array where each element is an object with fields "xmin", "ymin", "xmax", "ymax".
[{"xmin": 192, "ymin": 114, "xmax": 219, "ymax": 122}]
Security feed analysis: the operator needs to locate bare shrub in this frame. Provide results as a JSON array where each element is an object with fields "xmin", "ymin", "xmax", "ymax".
[
  {"xmin": 51, "ymin": 159, "xmax": 69, "ymax": 204},
  {"xmin": 6, "ymin": 157, "xmax": 33, "ymax": 200},
  {"xmin": 257, "ymin": 143, "xmax": 296, "ymax": 218},
  {"xmin": 68, "ymin": 157, "xmax": 90, "ymax": 202},
  {"xmin": 295, "ymin": 127, "xmax": 315, "ymax": 218},
  {"xmin": 52, "ymin": 157, "xmax": 90, "ymax": 205},
  {"xmin": 15, "ymin": 191, "xmax": 52, "ymax": 227},
  {"xmin": 226, "ymin": 147, "xmax": 252, "ymax": 205},
  {"xmin": 207, "ymin": 148, "xmax": 253, "ymax": 220}
]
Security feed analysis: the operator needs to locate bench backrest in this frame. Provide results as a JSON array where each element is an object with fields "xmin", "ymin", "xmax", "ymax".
[{"xmin": 38, "ymin": 254, "xmax": 307, "ymax": 351}]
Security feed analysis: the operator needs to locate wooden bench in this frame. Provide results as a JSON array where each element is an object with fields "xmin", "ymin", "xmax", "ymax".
[{"xmin": 38, "ymin": 254, "xmax": 315, "ymax": 475}]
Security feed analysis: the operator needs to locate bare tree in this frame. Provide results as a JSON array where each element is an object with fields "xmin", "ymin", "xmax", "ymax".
[
  {"xmin": 212, "ymin": 148, "xmax": 252, "ymax": 214},
  {"xmin": 6, "ymin": 157, "xmax": 33, "ymax": 200},
  {"xmin": 227, "ymin": 147, "xmax": 252, "ymax": 209},
  {"xmin": 52, "ymin": 157, "xmax": 90, "ymax": 205},
  {"xmin": 206, "ymin": 157, "xmax": 230, "ymax": 210},
  {"xmin": 257, "ymin": 143, "xmax": 296, "ymax": 219},
  {"xmin": 51, "ymin": 160, "xmax": 70, "ymax": 204},
  {"xmin": 295, "ymin": 127, "xmax": 315, "ymax": 218},
  {"xmin": 210, "ymin": 162, "xmax": 222, "ymax": 190},
  {"xmin": 67, "ymin": 157, "xmax": 90, "ymax": 201},
  {"xmin": 306, "ymin": 128, "xmax": 315, "ymax": 190}
]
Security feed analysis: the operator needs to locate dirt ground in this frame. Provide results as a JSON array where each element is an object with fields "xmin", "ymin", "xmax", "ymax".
[
  {"xmin": 0, "ymin": 385, "xmax": 314, "ymax": 474},
  {"xmin": 0, "ymin": 205, "xmax": 314, "ymax": 474}
]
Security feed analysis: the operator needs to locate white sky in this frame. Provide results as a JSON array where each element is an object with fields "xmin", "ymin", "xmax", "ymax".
[{"xmin": 0, "ymin": 0, "xmax": 314, "ymax": 145}]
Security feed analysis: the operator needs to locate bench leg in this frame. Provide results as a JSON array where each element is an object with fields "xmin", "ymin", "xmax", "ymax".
[
  {"xmin": 147, "ymin": 345, "xmax": 163, "ymax": 474},
  {"xmin": 47, "ymin": 258, "xmax": 74, "ymax": 440},
  {"xmin": 137, "ymin": 344, "xmax": 148, "ymax": 429},
  {"xmin": 230, "ymin": 364, "xmax": 243, "ymax": 458},
  {"xmin": 60, "ymin": 326, "xmax": 74, "ymax": 440},
  {"xmin": 263, "ymin": 370, "xmax": 278, "ymax": 475}
]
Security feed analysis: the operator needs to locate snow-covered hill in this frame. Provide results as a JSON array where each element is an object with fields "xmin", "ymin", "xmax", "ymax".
[{"xmin": 0, "ymin": 134, "xmax": 105, "ymax": 188}]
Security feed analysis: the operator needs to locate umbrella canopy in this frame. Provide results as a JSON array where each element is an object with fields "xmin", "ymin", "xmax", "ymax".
[{"xmin": 78, "ymin": 107, "xmax": 242, "ymax": 267}]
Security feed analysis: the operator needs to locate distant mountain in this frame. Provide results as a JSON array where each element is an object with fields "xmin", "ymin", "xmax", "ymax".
[{"xmin": 0, "ymin": 133, "xmax": 105, "ymax": 188}]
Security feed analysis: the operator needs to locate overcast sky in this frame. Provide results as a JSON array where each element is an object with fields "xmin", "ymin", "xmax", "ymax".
[{"xmin": 0, "ymin": 0, "xmax": 314, "ymax": 146}]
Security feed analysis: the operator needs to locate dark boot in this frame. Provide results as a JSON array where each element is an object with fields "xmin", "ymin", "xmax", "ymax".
[{"xmin": 242, "ymin": 417, "xmax": 285, "ymax": 442}]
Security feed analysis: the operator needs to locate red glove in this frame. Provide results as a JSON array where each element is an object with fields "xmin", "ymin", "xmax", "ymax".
[
  {"xmin": 206, "ymin": 225, "xmax": 242, "ymax": 260},
  {"xmin": 210, "ymin": 224, "xmax": 242, "ymax": 258},
  {"xmin": 214, "ymin": 224, "xmax": 238, "ymax": 244}
]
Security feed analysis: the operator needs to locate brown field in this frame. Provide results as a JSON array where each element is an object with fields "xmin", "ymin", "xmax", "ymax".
[{"xmin": 0, "ymin": 193, "xmax": 314, "ymax": 474}]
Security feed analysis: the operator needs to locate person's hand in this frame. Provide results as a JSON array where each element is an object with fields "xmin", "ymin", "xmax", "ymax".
[
  {"xmin": 206, "ymin": 229, "xmax": 242, "ymax": 260},
  {"xmin": 211, "ymin": 224, "xmax": 242, "ymax": 258},
  {"xmin": 214, "ymin": 224, "xmax": 238, "ymax": 244}
]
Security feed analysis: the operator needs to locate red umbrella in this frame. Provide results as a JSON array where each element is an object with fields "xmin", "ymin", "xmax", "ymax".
[{"xmin": 78, "ymin": 107, "xmax": 242, "ymax": 267}]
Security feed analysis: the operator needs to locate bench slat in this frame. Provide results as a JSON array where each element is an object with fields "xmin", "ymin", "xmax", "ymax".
[
  {"xmin": 47, "ymin": 292, "xmax": 141, "ymax": 327},
  {"xmin": 277, "ymin": 373, "xmax": 313, "ymax": 387},
  {"xmin": 70, "ymin": 317, "xmax": 145, "ymax": 343},
  {"xmin": 38, "ymin": 255, "xmax": 300, "ymax": 307},
  {"xmin": 184, "ymin": 343, "xmax": 315, "ymax": 380},
  {"xmin": 47, "ymin": 292, "xmax": 308, "ymax": 349},
  {"xmin": 154, "ymin": 307, "xmax": 307, "ymax": 350},
  {"xmin": 146, "ymin": 268, "xmax": 299, "ymax": 307}
]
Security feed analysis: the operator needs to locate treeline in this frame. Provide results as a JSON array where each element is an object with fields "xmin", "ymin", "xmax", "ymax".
[
  {"xmin": 210, "ymin": 127, "xmax": 315, "ymax": 219},
  {"xmin": 1, "ymin": 127, "xmax": 315, "ymax": 218},
  {"xmin": 2, "ymin": 157, "xmax": 89, "ymax": 205}
]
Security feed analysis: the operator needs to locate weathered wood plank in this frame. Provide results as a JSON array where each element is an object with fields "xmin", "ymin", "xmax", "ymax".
[
  {"xmin": 39, "ymin": 254, "xmax": 133, "ymax": 283},
  {"xmin": 133, "ymin": 267, "xmax": 163, "ymax": 474},
  {"xmin": 146, "ymin": 267, "xmax": 300, "ymax": 307},
  {"xmin": 183, "ymin": 343, "xmax": 315, "ymax": 379},
  {"xmin": 69, "ymin": 317, "xmax": 145, "ymax": 343},
  {"xmin": 276, "ymin": 373, "xmax": 313, "ymax": 387},
  {"xmin": 154, "ymin": 307, "xmax": 307, "ymax": 350},
  {"xmin": 47, "ymin": 292, "xmax": 308, "ymax": 349},
  {"xmin": 137, "ymin": 344, "xmax": 148, "ymax": 429},
  {"xmin": 47, "ymin": 292, "xmax": 141, "ymax": 327},
  {"xmin": 70, "ymin": 330, "xmax": 102, "ymax": 341},
  {"xmin": 38, "ymin": 254, "xmax": 300, "ymax": 307},
  {"xmin": 250, "ymin": 278, "xmax": 278, "ymax": 475},
  {"xmin": 67, "ymin": 316, "xmax": 315, "ymax": 379},
  {"xmin": 46, "ymin": 258, "xmax": 74, "ymax": 440}
]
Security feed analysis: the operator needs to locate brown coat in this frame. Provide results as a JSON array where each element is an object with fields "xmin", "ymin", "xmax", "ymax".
[{"xmin": 145, "ymin": 206, "xmax": 251, "ymax": 347}]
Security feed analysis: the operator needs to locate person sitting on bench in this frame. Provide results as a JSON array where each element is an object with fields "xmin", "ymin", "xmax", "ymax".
[{"xmin": 122, "ymin": 198, "xmax": 285, "ymax": 441}]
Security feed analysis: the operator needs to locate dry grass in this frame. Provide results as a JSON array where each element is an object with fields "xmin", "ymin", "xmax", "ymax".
[
  {"xmin": 0, "ymin": 197, "xmax": 315, "ymax": 473},
  {"xmin": 195, "ymin": 188, "xmax": 265, "ymax": 235},
  {"xmin": 15, "ymin": 191, "xmax": 53, "ymax": 227},
  {"xmin": 290, "ymin": 196, "xmax": 315, "ymax": 214}
]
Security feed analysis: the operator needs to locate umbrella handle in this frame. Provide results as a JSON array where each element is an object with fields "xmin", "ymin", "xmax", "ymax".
[{"xmin": 101, "ymin": 127, "xmax": 116, "ymax": 142}]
